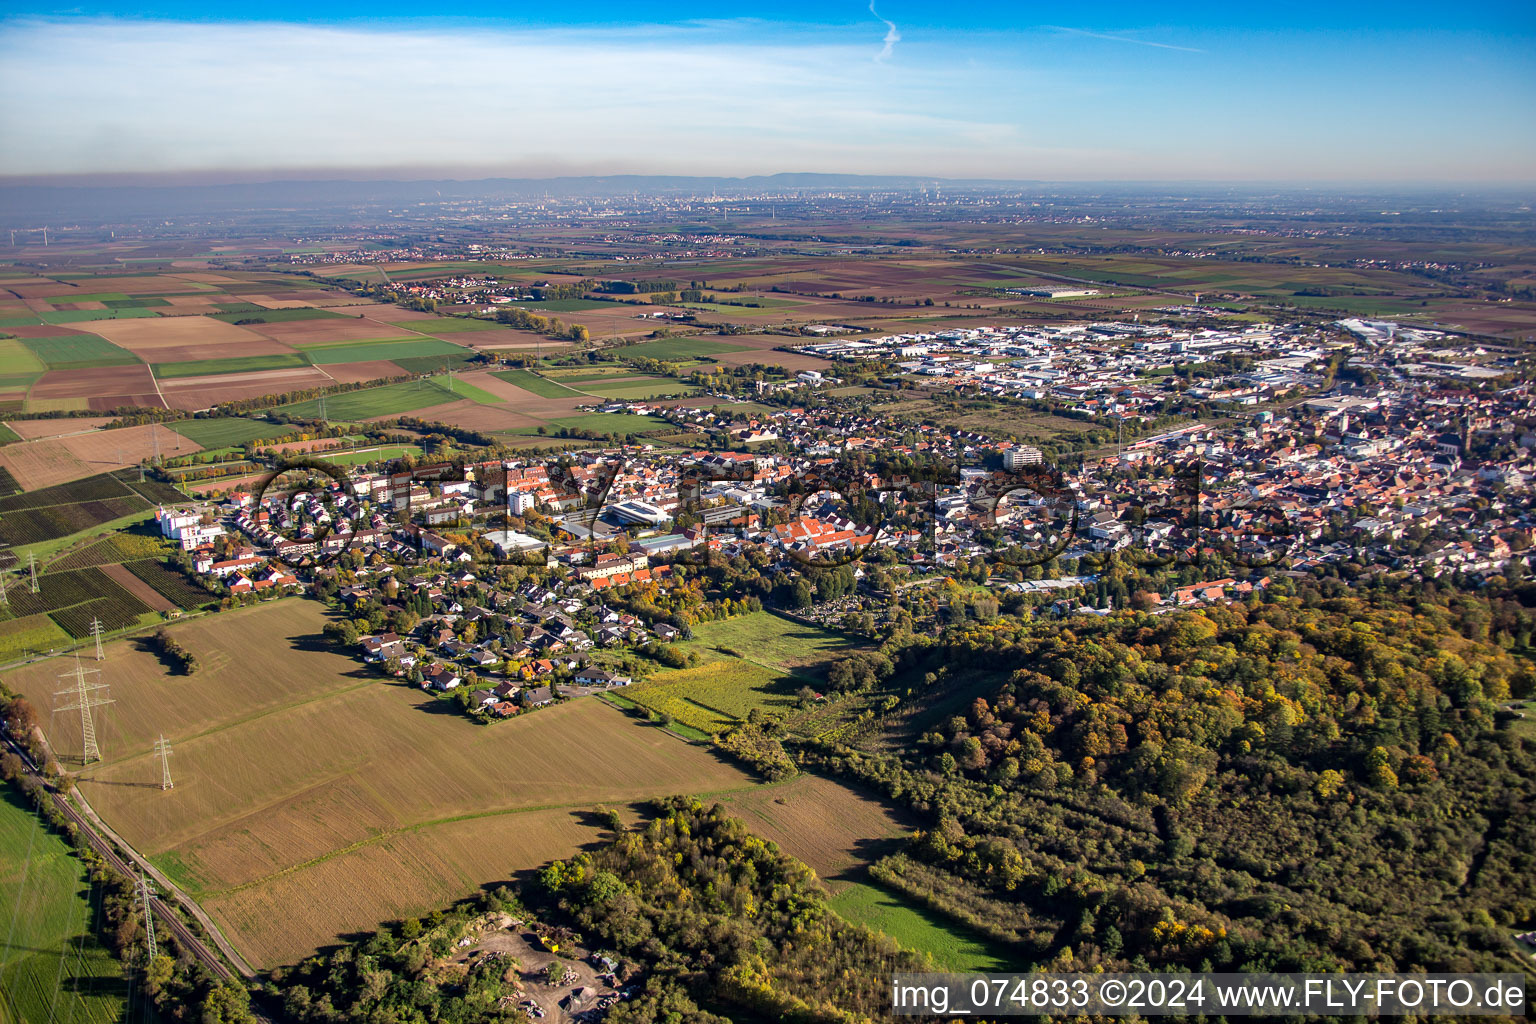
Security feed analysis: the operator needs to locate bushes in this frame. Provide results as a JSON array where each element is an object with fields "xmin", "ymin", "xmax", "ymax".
[{"xmin": 151, "ymin": 628, "xmax": 197, "ymax": 674}]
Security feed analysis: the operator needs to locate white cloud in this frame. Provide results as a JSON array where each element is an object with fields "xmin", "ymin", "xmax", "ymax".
[
  {"xmin": 868, "ymin": 1, "xmax": 901, "ymax": 61},
  {"xmin": 0, "ymin": 18, "xmax": 1028, "ymax": 177}
]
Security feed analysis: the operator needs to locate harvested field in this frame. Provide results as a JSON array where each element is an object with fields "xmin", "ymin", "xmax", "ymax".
[
  {"xmin": 4, "ymin": 417, "xmax": 115, "ymax": 440},
  {"xmin": 2, "ymin": 600, "xmax": 757, "ymax": 967},
  {"xmin": 29, "ymin": 365, "xmax": 159, "ymax": 402},
  {"xmin": 377, "ymin": 397, "xmax": 544, "ymax": 431},
  {"xmin": 157, "ymin": 367, "xmax": 334, "ymax": 410},
  {"xmin": 0, "ymin": 423, "xmax": 198, "ymax": 489},
  {"xmin": 321, "ymin": 358, "xmax": 406, "ymax": 384},
  {"xmin": 248, "ymin": 318, "xmax": 418, "ymax": 345},
  {"xmin": 84, "ymin": 315, "xmax": 270, "ymax": 356}
]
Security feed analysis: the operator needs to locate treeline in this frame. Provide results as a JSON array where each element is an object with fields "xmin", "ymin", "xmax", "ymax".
[
  {"xmin": 493, "ymin": 306, "xmax": 590, "ymax": 341},
  {"xmin": 152, "ymin": 628, "xmax": 198, "ymax": 673}
]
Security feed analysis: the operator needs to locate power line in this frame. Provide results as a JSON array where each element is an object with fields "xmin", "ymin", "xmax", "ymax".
[{"xmin": 53, "ymin": 658, "xmax": 113, "ymax": 764}]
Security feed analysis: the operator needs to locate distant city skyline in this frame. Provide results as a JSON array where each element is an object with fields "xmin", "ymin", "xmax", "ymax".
[{"xmin": 1, "ymin": 1, "xmax": 1532, "ymax": 183}]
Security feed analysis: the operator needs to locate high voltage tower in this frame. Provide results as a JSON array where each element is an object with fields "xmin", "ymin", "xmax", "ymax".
[
  {"xmin": 155, "ymin": 735, "xmax": 174, "ymax": 791},
  {"xmin": 90, "ymin": 617, "xmax": 106, "ymax": 660},
  {"xmin": 136, "ymin": 873, "xmax": 158, "ymax": 963},
  {"xmin": 53, "ymin": 657, "xmax": 113, "ymax": 764},
  {"xmin": 28, "ymin": 553, "xmax": 38, "ymax": 593}
]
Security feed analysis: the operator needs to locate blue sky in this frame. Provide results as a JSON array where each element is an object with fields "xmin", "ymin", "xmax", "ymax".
[{"xmin": 1, "ymin": 1, "xmax": 1532, "ymax": 182}]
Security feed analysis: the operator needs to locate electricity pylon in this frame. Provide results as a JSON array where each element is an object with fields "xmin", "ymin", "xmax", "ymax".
[
  {"xmin": 28, "ymin": 554, "xmax": 38, "ymax": 593},
  {"xmin": 53, "ymin": 658, "xmax": 112, "ymax": 764},
  {"xmin": 155, "ymin": 735, "xmax": 173, "ymax": 791},
  {"xmin": 90, "ymin": 617, "xmax": 106, "ymax": 660},
  {"xmin": 136, "ymin": 873, "xmax": 158, "ymax": 963}
]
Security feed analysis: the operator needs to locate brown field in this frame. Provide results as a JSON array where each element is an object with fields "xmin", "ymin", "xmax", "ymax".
[
  {"xmin": 156, "ymin": 369, "xmax": 333, "ymax": 411},
  {"xmin": 0, "ymin": 422, "xmax": 202, "ymax": 489},
  {"xmin": 248, "ymin": 319, "xmax": 415, "ymax": 345},
  {"xmin": 459, "ymin": 370, "xmax": 589, "ymax": 417},
  {"xmin": 717, "ymin": 774, "xmax": 911, "ymax": 892},
  {"xmin": 6, "ymin": 325, "xmax": 91, "ymax": 339},
  {"xmin": 100, "ymin": 562, "xmax": 177, "ymax": 612},
  {"xmin": 30, "ymin": 366, "xmax": 165, "ymax": 412},
  {"xmin": 3, "ymin": 417, "xmax": 116, "ymax": 440},
  {"xmin": 86, "ymin": 316, "xmax": 280, "ymax": 357},
  {"xmin": 2, "ymin": 599, "xmax": 758, "ymax": 967},
  {"xmin": 321, "ymin": 359, "xmax": 407, "ymax": 384}
]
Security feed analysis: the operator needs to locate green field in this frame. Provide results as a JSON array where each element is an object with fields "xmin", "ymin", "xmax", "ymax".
[
  {"xmin": 576, "ymin": 379, "xmax": 698, "ymax": 399},
  {"xmin": 0, "ymin": 317, "xmax": 43, "ymax": 328},
  {"xmin": 316, "ymin": 444, "xmax": 424, "ymax": 466},
  {"xmin": 166, "ymin": 417, "xmax": 293, "ymax": 448},
  {"xmin": 539, "ymin": 366, "xmax": 642, "ymax": 383},
  {"xmin": 38, "ymin": 308, "xmax": 159, "ymax": 325},
  {"xmin": 103, "ymin": 297, "xmax": 168, "ymax": 309},
  {"xmin": 0, "ymin": 791, "xmax": 130, "ymax": 1024},
  {"xmin": 0, "ymin": 612, "xmax": 74, "ymax": 662},
  {"xmin": 278, "ymin": 379, "xmax": 458, "ymax": 420},
  {"xmin": 16, "ymin": 335, "xmax": 139, "ymax": 369},
  {"xmin": 828, "ymin": 880, "xmax": 1011, "ymax": 972},
  {"xmin": 0, "ymin": 424, "xmax": 19, "ymax": 445},
  {"xmin": 618, "ymin": 337, "xmax": 749, "ymax": 360},
  {"xmin": 400, "ymin": 317, "xmax": 500, "ymax": 334},
  {"xmin": 623, "ymin": 613, "xmax": 857, "ymax": 734},
  {"xmin": 689, "ymin": 612, "xmax": 859, "ymax": 672},
  {"xmin": 300, "ymin": 338, "xmax": 463, "ymax": 364},
  {"xmin": 151, "ymin": 352, "xmax": 311, "ymax": 379},
  {"xmin": 434, "ymin": 376, "xmax": 503, "ymax": 404},
  {"xmin": 0, "ymin": 339, "xmax": 48, "ymax": 376},
  {"xmin": 514, "ymin": 299, "xmax": 617, "ymax": 312},
  {"xmin": 209, "ymin": 307, "xmax": 344, "ymax": 324},
  {"xmin": 491, "ymin": 368, "xmax": 584, "ymax": 398},
  {"xmin": 391, "ymin": 350, "xmax": 482, "ymax": 374}
]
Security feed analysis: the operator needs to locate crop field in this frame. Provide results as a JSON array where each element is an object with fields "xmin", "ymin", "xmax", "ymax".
[
  {"xmin": 166, "ymin": 417, "xmax": 293, "ymax": 448},
  {"xmin": 151, "ymin": 352, "xmax": 310, "ymax": 379},
  {"xmin": 209, "ymin": 307, "xmax": 343, "ymax": 324},
  {"xmin": 16, "ymin": 333, "xmax": 140, "ymax": 369},
  {"xmin": 575, "ymin": 378, "xmax": 699, "ymax": 399},
  {"xmin": 0, "ymin": 791, "xmax": 130, "ymax": 1024},
  {"xmin": 277, "ymin": 379, "xmax": 462, "ymax": 420},
  {"xmin": 46, "ymin": 531, "xmax": 168, "ymax": 571},
  {"xmin": 38, "ymin": 308, "xmax": 160, "ymax": 325},
  {"xmin": 0, "ymin": 338, "xmax": 47, "ymax": 376},
  {"xmin": 0, "ymin": 564, "xmax": 155, "ymax": 637},
  {"xmin": 401, "ymin": 317, "xmax": 500, "ymax": 334},
  {"xmin": 542, "ymin": 412, "xmax": 668, "ymax": 435},
  {"xmin": 122, "ymin": 558, "xmax": 215, "ymax": 609},
  {"xmin": 391, "ymin": 349, "xmax": 483, "ymax": 374},
  {"xmin": 0, "ymin": 599, "xmax": 760, "ymax": 968},
  {"xmin": 491, "ymin": 368, "xmax": 584, "ymax": 398},
  {"xmin": 299, "ymin": 338, "xmax": 462, "ymax": 364},
  {"xmin": 616, "ymin": 337, "xmax": 749, "ymax": 360},
  {"xmin": 432, "ymin": 376, "xmax": 504, "ymax": 404},
  {"xmin": 0, "ymin": 423, "xmax": 204, "ymax": 491}
]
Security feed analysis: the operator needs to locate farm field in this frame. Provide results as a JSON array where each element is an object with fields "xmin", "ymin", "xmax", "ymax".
[
  {"xmin": 490, "ymin": 368, "xmax": 584, "ymax": 398},
  {"xmin": 16, "ymin": 333, "xmax": 140, "ymax": 370},
  {"xmin": 277, "ymin": 378, "xmax": 461, "ymax": 419},
  {"xmin": 314, "ymin": 444, "xmax": 423, "ymax": 465},
  {"xmin": 151, "ymin": 353, "xmax": 310, "ymax": 379},
  {"xmin": 0, "ymin": 791, "xmax": 130, "ymax": 1024},
  {"xmin": 166, "ymin": 417, "xmax": 294, "ymax": 448},
  {"xmin": 299, "ymin": 337, "xmax": 462, "ymax": 364},
  {"xmin": 0, "ymin": 423, "xmax": 203, "ymax": 491},
  {"xmin": 0, "ymin": 470, "xmax": 182, "ymax": 553},
  {"xmin": 689, "ymin": 611, "xmax": 861, "ymax": 672},
  {"xmin": 0, "ymin": 600, "xmax": 760, "ymax": 968},
  {"xmin": 615, "ymin": 337, "xmax": 749, "ymax": 360}
]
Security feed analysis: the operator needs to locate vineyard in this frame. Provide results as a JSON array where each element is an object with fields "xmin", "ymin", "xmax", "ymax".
[
  {"xmin": 46, "ymin": 531, "xmax": 168, "ymax": 571},
  {"xmin": 123, "ymin": 558, "xmax": 215, "ymax": 609},
  {"xmin": 0, "ymin": 565, "xmax": 156, "ymax": 639}
]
